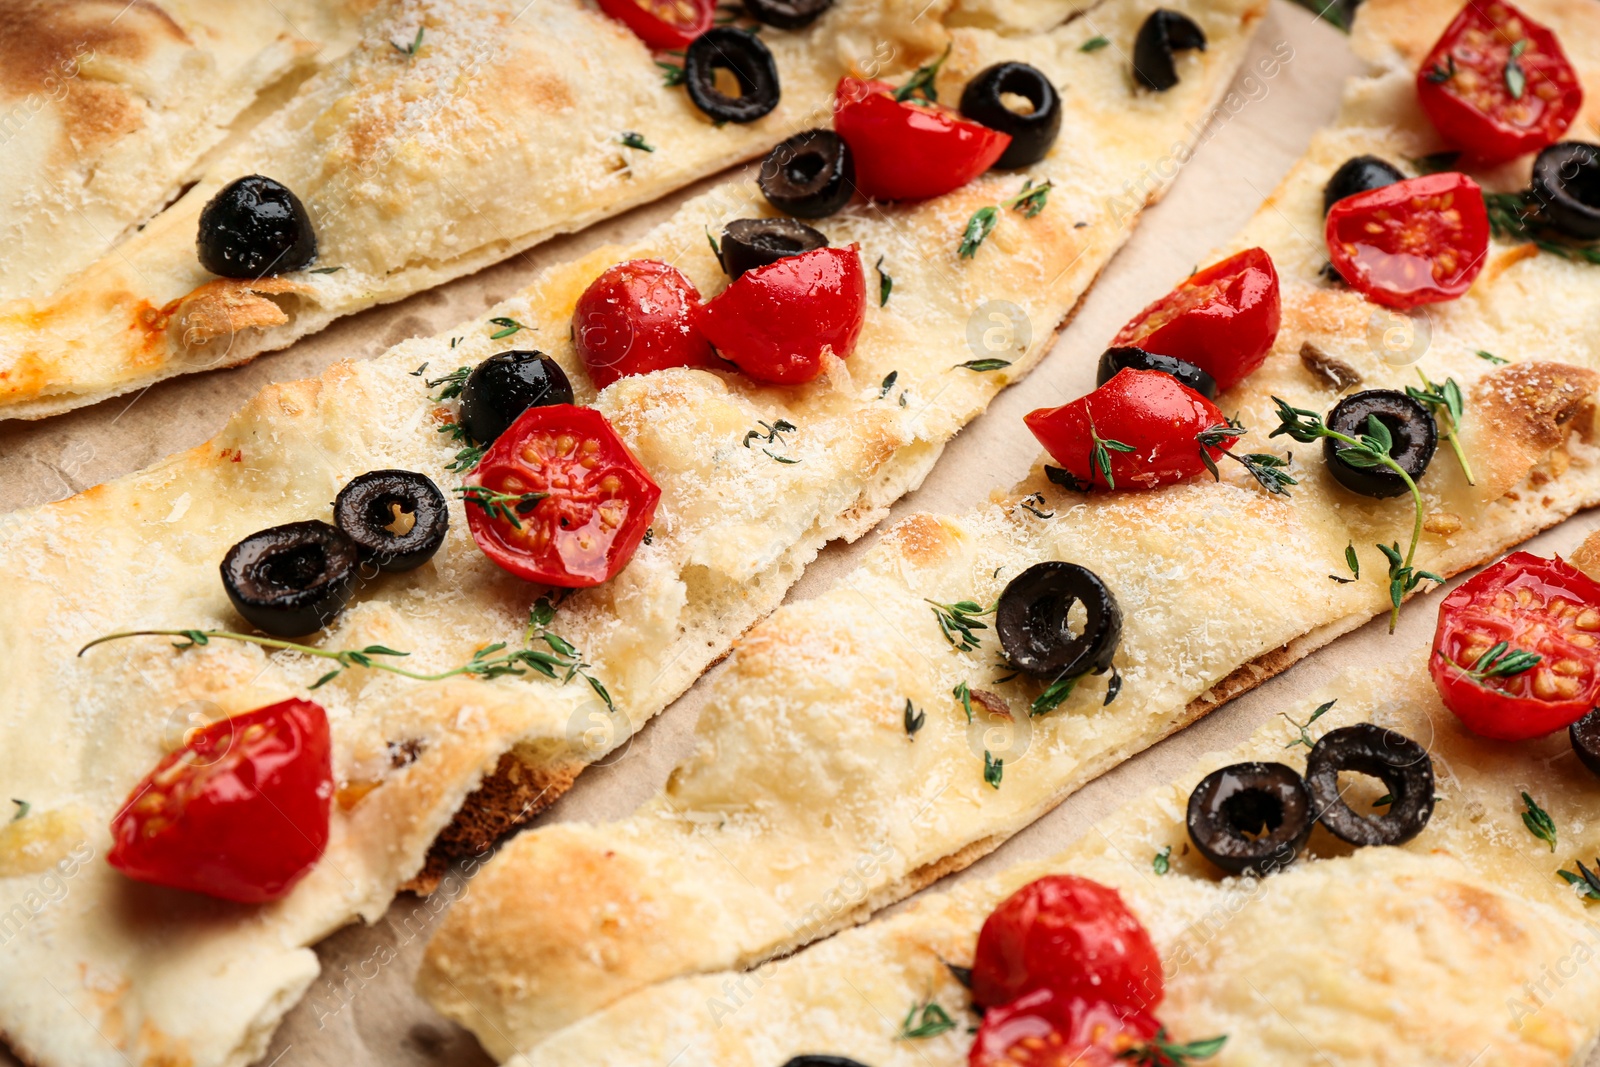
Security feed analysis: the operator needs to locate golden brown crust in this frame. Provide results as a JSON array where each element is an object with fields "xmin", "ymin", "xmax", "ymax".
[{"xmin": 1474, "ymin": 361, "xmax": 1600, "ymax": 498}]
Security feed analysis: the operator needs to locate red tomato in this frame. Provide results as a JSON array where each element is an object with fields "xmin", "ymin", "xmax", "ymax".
[
  {"xmin": 971, "ymin": 875, "xmax": 1164, "ymax": 1012},
  {"xmin": 1110, "ymin": 248, "xmax": 1281, "ymax": 393},
  {"xmin": 596, "ymin": 0, "xmax": 714, "ymax": 50},
  {"xmin": 1416, "ymin": 0, "xmax": 1582, "ymax": 166},
  {"xmin": 464, "ymin": 404, "xmax": 660, "ymax": 587},
  {"xmin": 969, "ymin": 989, "xmax": 1159, "ymax": 1067},
  {"xmin": 1430, "ymin": 552, "xmax": 1600, "ymax": 740},
  {"xmin": 694, "ymin": 246, "xmax": 866, "ymax": 384},
  {"xmin": 1023, "ymin": 369, "xmax": 1233, "ymax": 492},
  {"xmin": 1325, "ymin": 173, "xmax": 1490, "ymax": 309},
  {"xmin": 572, "ymin": 259, "xmax": 719, "ymax": 390},
  {"xmin": 832, "ymin": 77, "xmax": 1010, "ymax": 201},
  {"xmin": 109, "ymin": 699, "xmax": 333, "ymax": 904}
]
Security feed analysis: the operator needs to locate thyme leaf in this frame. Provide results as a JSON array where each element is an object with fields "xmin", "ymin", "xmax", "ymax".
[
  {"xmin": 488, "ymin": 317, "xmax": 528, "ymax": 340},
  {"xmin": 1424, "ymin": 54, "xmax": 1456, "ymax": 84},
  {"xmin": 1152, "ymin": 845, "xmax": 1171, "ymax": 875},
  {"xmin": 10, "ymin": 799, "xmax": 28, "ymax": 822},
  {"xmin": 876, "ymin": 255, "xmax": 893, "ymax": 306},
  {"xmin": 1080, "ymin": 34, "xmax": 1110, "ymax": 51},
  {"xmin": 880, "ymin": 371, "xmax": 899, "ymax": 398},
  {"xmin": 1559, "ymin": 859, "xmax": 1600, "ymax": 901},
  {"xmin": 954, "ymin": 358, "xmax": 1012, "ymax": 372},
  {"xmin": 454, "ymin": 486, "xmax": 548, "ymax": 529},
  {"xmin": 426, "ymin": 364, "xmax": 471, "ymax": 401},
  {"xmin": 394, "ymin": 26, "xmax": 424, "ymax": 57},
  {"xmin": 954, "ymin": 681, "xmax": 974, "ymax": 722},
  {"xmin": 904, "ymin": 699, "xmax": 926, "ymax": 738},
  {"xmin": 927, "ymin": 599, "xmax": 994, "ymax": 652},
  {"xmin": 1504, "ymin": 39, "xmax": 1528, "ymax": 100},
  {"xmin": 1476, "ymin": 349, "xmax": 1509, "ymax": 365},
  {"xmin": 656, "ymin": 59, "xmax": 685, "ymax": 86},
  {"xmin": 898, "ymin": 1000, "xmax": 958, "ymax": 1039},
  {"xmin": 983, "ymin": 749, "xmax": 1004, "ymax": 789},
  {"xmin": 1406, "ymin": 372, "xmax": 1473, "ymax": 484},
  {"xmin": 1522, "ymin": 791, "xmax": 1557, "ymax": 852},
  {"xmin": 1004, "ymin": 178, "xmax": 1052, "ymax": 219},
  {"xmin": 894, "ymin": 44, "xmax": 951, "ymax": 103},
  {"xmin": 618, "ymin": 131, "xmax": 655, "ymax": 152},
  {"xmin": 1120, "ymin": 1030, "xmax": 1228, "ymax": 1065},
  {"xmin": 958, "ymin": 206, "xmax": 999, "ymax": 258},
  {"xmin": 1032, "ymin": 673, "xmax": 1079, "ymax": 716},
  {"xmin": 1282, "ymin": 699, "xmax": 1334, "ymax": 749}
]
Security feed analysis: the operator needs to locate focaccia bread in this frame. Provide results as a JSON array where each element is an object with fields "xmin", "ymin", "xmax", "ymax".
[
  {"xmin": 518, "ymin": 653, "xmax": 1600, "ymax": 1066},
  {"xmin": 418, "ymin": 0, "xmax": 1600, "ymax": 1053},
  {"xmin": 0, "ymin": 1, "xmax": 1266, "ymax": 1063}
]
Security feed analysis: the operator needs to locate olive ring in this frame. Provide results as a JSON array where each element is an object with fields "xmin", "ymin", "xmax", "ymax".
[
  {"xmin": 1305, "ymin": 723, "xmax": 1435, "ymax": 847},
  {"xmin": 220, "ymin": 520, "xmax": 359, "ymax": 637},
  {"xmin": 996, "ymin": 561, "xmax": 1122, "ymax": 678},
  {"xmin": 759, "ymin": 129, "xmax": 855, "ymax": 218},
  {"xmin": 1133, "ymin": 9, "xmax": 1207, "ymax": 92},
  {"xmin": 1096, "ymin": 346, "xmax": 1217, "ymax": 399},
  {"xmin": 684, "ymin": 29, "xmax": 781, "ymax": 125},
  {"xmin": 1322, "ymin": 389, "xmax": 1436, "ymax": 499},
  {"xmin": 958, "ymin": 62, "xmax": 1062, "ymax": 170},
  {"xmin": 719, "ymin": 217, "xmax": 829, "ymax": 279},
  {"xmin": 1186, "ymin": 761, "xmax": 1314, "ymax": 875},
  {"xmin": 334, "ymin": 470, "xmax": 450, "ymax": 572}
]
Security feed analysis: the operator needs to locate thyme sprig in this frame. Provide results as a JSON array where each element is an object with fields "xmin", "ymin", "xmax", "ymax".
[
  {"xmin": 1088, "ymin": 417, "xmax": 1136, "ymax": 491},
  {"xmin": 1447, "ymin": 640, "xmax": 1541, "ymax": 683},
  {"xmin": 928, "ymin": 599, "xmax": 994, "ymax": 652},
  {"xmin": 1485, "ymin": 191, "xmax": 1600, "ymax": 264},
  {"xmin": 1522, "ymin": 792, "xmax": 1557, "ymax": 852},
  {"xmin": 1195, "ymin": 425, "xmax": 1297, "ymax": 495},
  {"xmin": 1032, "ymin": 673, "xmax": 1079, "ymax": 716},
  {"xmin": 898, "ymin": 1000, "xmax": 958, "ymax": 1039},
  {"xmin": 1119, "ymin": 1030, "xmax": 1228, "ymax": 1065},
  {"xmin": 957, "ymin": 180, "xmax": 1054, "ymax": 257},
  {"xmin": 1406, "ymin": 372, "xmax": 1473, "ymax": 484},
  {"xmin": 983, "ymin": 749, "xmax": 1004, "ymax": 789},
  {"xmin": 454, "ymin": 486, "xmax": 547, "ymax": 528},
  {"xmin": 954, "ymin": 680, "xmax": 974, "ymax": 722},
  {"xmin": 426, "ymin": 364, "xmax": 471, "ymax": 401},
  {"xmin": 1282, "ymin": 699, "xmax": 1334, "ymax": 749},
  {"xmin": 394, "ymin": 26, "xmax": 424, "ymax": 58},
  {"xmin": 657, "ymin": 57, "xmax": 685, "ymax": 86},
  {"xmin": 894, "ymin": 44, "xmax": 952, "ymax": 103},
  {"xmin": 489, "ymin": 316, "xmax": 529, "ymax": 339},
  {"xmin": 1476, "ymin": 349, "xmax": 1509, "ymax": 365},
  {"xmin": 619, "ymin": 131, "xmax": 655, "ymax": 152},
  {"xmin": 1559, "ymin": 859, "xmax": 1600, "ymax": 901}
]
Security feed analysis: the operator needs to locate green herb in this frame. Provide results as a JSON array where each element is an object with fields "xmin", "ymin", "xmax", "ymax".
[
  {"xmin": 1407, "ymin": 373, "xmax": 1473, "ymax": 484},
  {"xmin": 1152, "ymin": 845, "xmax": 1171, "ymax": 875},
  {"xmin": 1345, "ymin": 542, "xmax": 1360, "ymax": 580},
  {"xmin": 1373, "ymin": 793, "xmax": 1393, "ymax": 807},
  {"xmin": 1476, "ymin": 349, "xmax": 1509, "ymax": 365},
  {"xmin": 954, "ymin": 358, "xmax": 1012, "ymax": 372},
  {"xmin": 1080, "ymin": 34, "xmax": 1110, "ymax": 51},
  {"xmin": 954, "ymin": 681, "xmax": 974, "ymax": 722},
  {"xmin": 444, "ymin": 440, "xmax": 489, "ymax": 473},
  {"xmin": 619, "ymin": 131, "xmax": 654, "ymax": 152},
  {"xmin": 1376, "ymin": 541, "xmax": 1445, "ymax": 633},
  {"xmin": 1045, "ymin": 465, "xmax": 1091, "ymax": 493},
  {"xmin": 1504, "ymin": 39, "xmax": 1528, "ymax": 100},
  {"xmin": 1484, "ymin": 193, "xmax": 1600, "ymax": 264},
  {"xmin": 409, "ymin": 362, "xmax": 429, "ymax": 376},
  {"xmin": 983, "ymin": 750, "xmax": 1004, "ymax": 789},
  {"xmin": 927, "ymin": 599, "xmax": 994, "ymax": 652},
  {"xmin": 1032, "ymin": 674, "xmax": 1078, "ymax": 716},
  {"xmin": 308, "ymin": 266, "xmax": 343, "ymax": 274},
  {"xmin": 876, "ymin": 255, "xmax": 893, "ymax": 307},
  {"xmin": 1005, "ymin": 178, "xmax": 1052, "ymax": 219},
  {"xmin": 489, "ymin": 317, "xmax": 528, "ymax": 340},
  {"xmin": 454, "ymin": 486, "xmax": 548, "ymax": 529},
  {"xmin": 1282, "ymin": 699, "xmax": 1334, "ymax": 749},
  {"xmin": 880, "ymin": 370, "xmax": 899, "ymax": 398},
  {"xmin": 1018, "ymin": 493, "xmax": 1054, "ymax": 519},
  {"xmin": 10, "ymin": 799, "xmax": 28, "ymax": 822},
  {"xmin": 525, "ymin": 600, "xmax": 615, "ymax": 710},
  {"xmin": 904, "ymin": 699, "xmax": 926, "ymax": 738},
  {"xmin": 958, "ymin": 206, "xmax": 999, "ymax": 259},
  {"xmin": 1424, "ymin": 54, "xmax": 1457, "ymax": 84},
  {"xmin": 1103, "ymin": 665, "xmax": 1123, "ymax": 706},
  {"xmin": 1088, "ymin": 416, "xmax": 1137, "ymax": 491},
  {"xmin": 1120, "ymin": 1030, "xmax": 1228, "ymax": 1065},
  {"xmin": 426, "ymin": 364, "xmax": 471, "ymax": 401},
  {"xmin": 706, "ymin": 226, "xmax": 724, "ymax": 271},
  {"xmin": 394, "ymin": 26, "xmax": 424, "ymax": 58},
  {"xmin": 656, "ymin": 59, "xmax": 685, "ymax": 86},
  {"xmin": 1559, "ymin": 859, "xmax": 1600, "ymax": 901},
  {"xmin": 764, "ymin": 451, "xmax": 800, "ymax": 464},
  {"xmin": 1195, "ymin": 425, "xmax": 1297, "ymax": 496},
  {"xmin": 742, "ymin": 419, "xmax": 796, "ymax": 453},
  {"xmin": 1447, "ymin": 641, "xmax": 1542, "ymax": 683},
  {"xmin": 1522, "ymin": 792, "xmax": 1557, "ymax": 852},
  {"xmin": 898, "ymin": 1000, "xmax": 958, "ymax": 1039},
  {"xmin": 894, "ymin": 44, "xmax": 951, "ymax": 103}
]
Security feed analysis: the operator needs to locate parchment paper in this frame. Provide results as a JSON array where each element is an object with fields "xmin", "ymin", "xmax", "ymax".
[{"xmin": 8, "ymin": 6, "xmax": 1597, "ymax": 1064}]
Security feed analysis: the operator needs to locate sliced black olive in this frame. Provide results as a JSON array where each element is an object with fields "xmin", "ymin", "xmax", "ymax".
[
  {"xmin": 1321, "ymin": 389, "xmax": 1436, "ymax": 499},
  {"xmin": 1186, "ymin": 762, "xmax": 1313, "ymax": 875},
  {"xmin": 1305, "ymin": 723, "xmax": 1434, "ymax": 847},
  {"xmin": 334, "ymin": 470, "xmax": 449, "ymax": 572},
  {"xmin": 780, "ymin": 1058, "xmax": 871, "ymax": 1067},
  {"xmin": 1530, "ymin": 142, "xmax": 1600, "ymax": 242},
  {"xmin": 720, "ymin": 218, "xmax": 829, "ymax": 280},
  {"xmin": 1571, "ymin": 708, "xmax": 1600, "ymax": 779},
  {"xmin": 996, "ymin": 562, "xmax": 1122, "ymax": 678},
  {"xmin": 1096, "ymin": 346, "xmax": 1216, "ymax": 399},
  {"xmin": 744, "ymin": 0, "xmax": 834, "ymax": 29},
  {"xmin": 958, "ymin": 62, "xmax": 1061, "ymax": 170},
  {"xmin": 197, "ymin": 175, "xmax": 317, "ymax": 278},
  {"xmin": 1132, "ymin": 10, "xmax": 1206, "ymax": 92},
  {"xmin": 459, "ymin": 350, "xmax": 574, "ymax": 445},
  {"xmin": 684, "ymin": 28, "xmax": 780, "ymax": 125},
  {"xmin": 1322, "ymin": 155, "xmax": 1405, "ymax": 215},
  {"xmin": 759, "ymin": 129, "xmax": 854, "ymax": 218},
  {"xmin": 221, "ymin": 520, "xmax": 358, "ymax": 637}
]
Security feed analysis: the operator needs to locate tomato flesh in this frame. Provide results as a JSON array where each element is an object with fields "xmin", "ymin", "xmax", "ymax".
[
  {"xmin": 1024, "ymin": 369, "xmax": 1233, "ymax": 492},
  {"xmin": 972, "ymin": 874, "xmax": 1164, "ymax": 1012},
  {"xmin": 1416, "ymin": 0, "xmax": 1582, "ymax": 166},
  {"xmin": 572, "ymin": 259, "xmax": 719, "ymax": 390},
  {"xmin": 464, "ymin": 404, "xmax": 660, "ymax": 587},
  {"xmin": 1431, "ymin": 552, "xmax": 1600, "ymax": 740},
  {"xmin": 969, "ymin": 989, "xmax": 1159, "ymax": 1067},
  {"xmin": 1111, "ymin": 247, "xmax": 1281, "ymax": 393},
  {"xmin": 1325, "ymin": 172, "xmax": 1489, "ymax": 309},
  {"xmin": 695, "ymin": 246, "xmax": 866, "ymax": 384},
  {"xmin": 596, "ymin": 0, "xmax": 714, "ymax": 50},
  {"xmin": 833, "ymin": 77, "xmax": 1010, "ymax": 201},
  {"xmin": 109, "ymin": 698, "xmax": 333, "ymax": 904}
]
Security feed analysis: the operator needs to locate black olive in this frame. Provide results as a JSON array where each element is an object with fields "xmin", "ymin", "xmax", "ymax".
[
  {"xmin": 459, "ymin": 350, "xmax": 574, "ymax": 445},
  {"xmin": 1321, "ymin": 390, "xmax": 1436, "ymax": 499},
  {"xmin": 1096, "ymin": 346, "xmax": 1216, "ymax": 399},
  {"xmin": 684, "ymin": 28, "xmax": 780, "ymax": 125},
  {"xmin": 221, "ymin": 520, "xmax": 359, "ymax": 637},
  {"xmin": 334, "ymin": 470, "xmax": 449, "ymax": 572},
  {"xmin": 958, "ymin": 62, "xmax": 1061, "ymax": 170},
  {"xmin": 1322, "ymin": 155, "xmax": 1405, "ymax": 215},
  {"xmin": 1530, "ymin": 142, "xmax": 1600, "ymax": 242},
  {"xmin": 1132, "ymin": 10, "xmax": 1206, "ymax": 92},
  {"xmin": 719, "ymin": 218, "xmax": 829, "ymax": 280},
  {"xmin": 1304, "ymin": 723, "xmax": 1434, "ymax": 847},
  {"xmin": 1186, "ymin": 762, "xmax": 1313, "ymax": 875},
  {"xmin": 744, "ymin": 0, "xmax": 835, "ymax": 29},
  {"xmin": 759, "ymin": 129, "xmax": 855, "ymax": 218},
  {"xmin": 780, "ymin": 1058, "xmax": 871, "ymax": 1067},
  {"xmin": 197, "ymin": 175, "xmax": 317, "ymax": 278},
  {"xmin": 996, "ymin": 562, "xmax": 1122, "ymax": 678},
  {"xmin": 1570, "ymin": 708, "xmax": 1600, "ymax": 779}
]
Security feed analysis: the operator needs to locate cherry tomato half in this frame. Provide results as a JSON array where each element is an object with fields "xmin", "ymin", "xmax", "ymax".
[
  {"xmin": 1431, "ymin": 552, "xmax": 1600, "ymax": 740},
  {"xmin": 596, "ymin": 0, "xmax": 714, "ymax": 51},
  {"xmin": 1110, "ymin": 248, "xmax": 1281, "ymax": 393},
  {"xmin": 694, "ymin": 245, "xmax": 866, "ymax": 384},
  {"xmin": 972, "ymin": 875, "xmax": 1164, "ymax": 1012},
  {"xmin": 1325, "ymin": 172, "xmax": 1490, "ymax": 309},
  {"xmin": 969, "ymin": 989, "xmax": 1159, "ymax": 1067},
  {"xmin": 1024, "ymin": 369, "xmax": 1233, "ymax": 492},
  {"xmin": 572, "ymin": 259, "xmax": 719, "ymax": 390},
  {"xmin": 464, "ymin": 404, "xmax": 660, "ymax": 587},
  {"xmin": 109, "ymin": 698, "xmax": 333, "ymax": 904},
  {"xmin": 833, "ymin": 77, "xmax": 1011, "ymax": 201},
  {"xmin": 1416, "ymin": 0, "xmax": 1582, "ymax": 166}
]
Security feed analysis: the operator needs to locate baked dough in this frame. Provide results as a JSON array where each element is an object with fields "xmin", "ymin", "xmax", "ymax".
[
  {"xmin": 418, "ymin": 0, "xmax": 1600, "ymax": 1053},
  {"xmin": 0, "ymin": 1, "xmax": 1264, "ymax": 1063}
]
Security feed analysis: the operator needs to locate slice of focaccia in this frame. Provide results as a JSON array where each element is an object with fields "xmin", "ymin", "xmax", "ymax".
[
  {"xmin": 417, "ymin": 0, "xmax": 1600, "ymax": 1052},
  {"xmin": 0, "ymin": 2, "xmax": 1266, "ymax": 1064},
  {"xmin": 0, "ymin": 0, "xmax": 363, "ymax": 301},
  {"xmin": 516, "ymin": 650, "xmax": 1600, "ymax": 1066}
]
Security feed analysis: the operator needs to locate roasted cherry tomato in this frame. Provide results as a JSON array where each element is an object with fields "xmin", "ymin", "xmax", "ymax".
[
  {"xmin": 1024, "ymin": 369, "xmax": 1233, "ymax": 492},
  {"xmin": 109, "ymin": 698, "xmax": 333, "ymax": 904},
  {"xmin": 694, "ymin": 245, "xmax": 865, "ymax": 384},
  {"xmin": 596, "ymin": 0, "xmax": 714, "ymax": 50},
  {"xmin": 464, "ymin": 404, "xmax": 660, "ymax": 587},
  {"xmin": 1110, "ymin": 248, "xmax": 1281, "ymax": 393},
  {"xmin": 1431, "ymin": 552, "xmax": 1600, "ymax": 740},
  {"xmin": 572, "ymin": 259, "xmax": 719, "ymax": 390},
  {"xmin": 972, "ymin": 874, "xmax": 1164, "ymax": 1011},
  {"xmin": 969, "ymin": 989, "xmax": 1159, "ymax": 1067},
  {"xmin": 1325, "ymin": 172, "xmax": 1489, "ymax": 309},
  {"xmin": 1416, "ymin": 0, "xmax": 1582, "ymax": 166},
  {"xmin": 832, "ymin": 77, "xmax": 1010, "ymax": 201}
]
